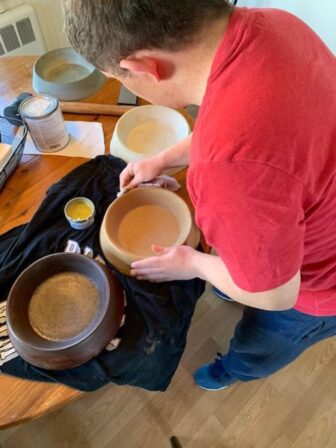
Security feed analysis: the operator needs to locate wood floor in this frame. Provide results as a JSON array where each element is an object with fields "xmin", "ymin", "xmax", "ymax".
[{"xmin": 1, "ymin": 284, "xmax": 336, "ymax": 448}]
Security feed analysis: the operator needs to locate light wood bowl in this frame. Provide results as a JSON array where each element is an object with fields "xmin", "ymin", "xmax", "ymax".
[{"xmin": 100, "ymin": 187, "xmax": 199, "ymax": 275}]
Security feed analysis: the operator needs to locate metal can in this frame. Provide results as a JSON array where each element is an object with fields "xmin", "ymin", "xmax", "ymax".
[{"xmin": 19, "ymin": 94, "xmax": 69, "ymax": 153}]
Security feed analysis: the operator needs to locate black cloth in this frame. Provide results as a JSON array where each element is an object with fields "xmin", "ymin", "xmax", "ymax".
[{"xmin": 0, "ymin": 155, "xmax": 204, "ymax": 392}]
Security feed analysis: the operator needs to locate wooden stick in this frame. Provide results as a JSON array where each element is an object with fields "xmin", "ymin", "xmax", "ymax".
[{"xmin": 60, "ymin": 102, "xmax": 134, "ymax": 116}]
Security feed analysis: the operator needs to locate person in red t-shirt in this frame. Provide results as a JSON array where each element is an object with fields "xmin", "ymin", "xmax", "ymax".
[{"xmin": 65, "ymin": 1, "xmax": 336, "ymax": 390}]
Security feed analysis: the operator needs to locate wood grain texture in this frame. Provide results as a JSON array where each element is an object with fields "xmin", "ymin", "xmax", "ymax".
[
  {"xmin": 0, "ymin": 375, "xmax": 80, "ymax": 430},
  {"xmin": 0, "ymin": 56, "xmax": 194, "ymax": 429}
]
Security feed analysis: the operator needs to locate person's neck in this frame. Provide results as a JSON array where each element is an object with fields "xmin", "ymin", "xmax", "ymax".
[{"xmin": 180, "ymin": 14, "xmax": 232, "ymax": 106}]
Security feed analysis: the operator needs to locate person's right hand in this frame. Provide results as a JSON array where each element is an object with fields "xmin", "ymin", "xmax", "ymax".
[{"xmin": 119, "ymin": 155, "xmax": 165, "ymax": 191}]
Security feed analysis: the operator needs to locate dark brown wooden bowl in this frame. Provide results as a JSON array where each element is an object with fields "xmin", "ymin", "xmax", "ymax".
[{"xmin": 6, "ymin": 253, "xmax": 124, "ymax": 370}]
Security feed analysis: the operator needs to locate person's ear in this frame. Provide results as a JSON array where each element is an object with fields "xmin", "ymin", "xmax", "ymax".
[{"xmin": 119, "ymin": 57, "xmax": 161, "ymax": 81}]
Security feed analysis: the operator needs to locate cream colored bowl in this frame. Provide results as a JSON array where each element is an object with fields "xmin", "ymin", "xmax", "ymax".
[
  {"xmin": 110, "ymin": 105, "xmax": 190, "ymax": 167},
  {"xmin": 33, "ymin": 47, "xmax": 106, "ymax": 101},
  {"xmin": 100, "ymin": 187, "xmax": 198, "ymax": 275}
]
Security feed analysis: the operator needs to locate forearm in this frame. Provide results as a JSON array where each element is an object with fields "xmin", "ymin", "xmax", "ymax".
[
  {"xmin": 191, "ymin": 252, "xmax": 300, "ymax": 311},
  {"xmin": 158, "ymin": 133, "xmax": 192, "ymax": 169}
]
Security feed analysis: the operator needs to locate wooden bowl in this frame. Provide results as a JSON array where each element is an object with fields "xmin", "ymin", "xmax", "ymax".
[
  {"xmin": 110, "ymin": 105, "xmax": 190, "ymax": 163},
  {"xmin": 33, "ymin": 47, "xmax": 106, "ymax": 101},
  {"xmin": 6, "ymin": 253, "xmax": 124, "ymax": 370},
  {"xmin": 110, "ymin": 105, "xmax": 191, "ymax": 175},
  {"xmin": 100, "ymin": 187, "xmax": 197, "ymax": 275}
]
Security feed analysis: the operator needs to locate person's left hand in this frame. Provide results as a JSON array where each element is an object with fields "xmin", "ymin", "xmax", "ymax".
[{"xmin": 130, "ymin": 245, "xmax": 200, "ymax": 282}]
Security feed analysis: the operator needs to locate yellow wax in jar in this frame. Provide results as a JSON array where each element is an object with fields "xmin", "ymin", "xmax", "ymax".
[{"xmin": 66, "ymin": 200, "xmax": 93, "ymax": 221}]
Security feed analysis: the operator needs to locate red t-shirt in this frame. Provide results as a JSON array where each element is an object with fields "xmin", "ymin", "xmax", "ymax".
[{"xmin": 188, "ymin": 7, "xmax": 336, "ymax": 316}]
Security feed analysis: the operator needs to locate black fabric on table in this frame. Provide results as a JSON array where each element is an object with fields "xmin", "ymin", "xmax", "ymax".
[{"xmin": 0, "ymin": 155, "xmax": 204, "ymax": 392}]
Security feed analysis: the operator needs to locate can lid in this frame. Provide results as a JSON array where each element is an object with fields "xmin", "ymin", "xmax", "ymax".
[{"xmin": 20, "ymin": 95, "xmax": 58, "ymax": 118}]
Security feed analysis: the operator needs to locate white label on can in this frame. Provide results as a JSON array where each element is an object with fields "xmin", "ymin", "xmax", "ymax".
[{"xmin": 25, "ymin": 106, "xmax": 69, "ymax": 153}]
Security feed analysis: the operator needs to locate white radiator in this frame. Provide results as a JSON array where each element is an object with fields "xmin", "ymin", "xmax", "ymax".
[{"xmin": 0, "ymin": 4, "xmax": 46, "ymax": 56}]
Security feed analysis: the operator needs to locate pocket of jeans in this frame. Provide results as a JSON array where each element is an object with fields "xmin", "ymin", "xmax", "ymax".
[{"xmin": 294, "ymin": 320, "xmax": 326, "ymax": 344}]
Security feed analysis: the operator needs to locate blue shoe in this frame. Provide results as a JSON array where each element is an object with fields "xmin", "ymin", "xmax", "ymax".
[
  {"xmin": 193, "ymin": 353, "xmax": 229, "ymax": 391},
  {"xmin": 212, "ymin": 287, "xmax": 235, "ymax": 302}
]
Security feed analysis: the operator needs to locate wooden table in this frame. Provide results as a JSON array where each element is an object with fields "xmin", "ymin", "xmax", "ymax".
[{"xmin": 0, "ymin": 56, "xmax": 193, "ymax": 429}]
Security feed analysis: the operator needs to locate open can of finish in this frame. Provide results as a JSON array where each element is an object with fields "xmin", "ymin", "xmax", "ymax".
[
  {"xmin": 64, "ymin": 197, "xmax": 95, "ymax": 230},
  {"xmin": 19, "ymin": 94, "xmax": 69, "ymax": 153}
]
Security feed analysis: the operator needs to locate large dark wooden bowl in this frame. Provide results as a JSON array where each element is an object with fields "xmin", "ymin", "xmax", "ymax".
[{"xmin": 6, "ymin": 253, "xmax": 124, "ymax": 370}]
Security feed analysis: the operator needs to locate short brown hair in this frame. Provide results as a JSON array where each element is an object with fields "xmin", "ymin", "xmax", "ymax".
[{"xmin": 63, "ymin": 0, "xmax": 233, "ymax": 74}]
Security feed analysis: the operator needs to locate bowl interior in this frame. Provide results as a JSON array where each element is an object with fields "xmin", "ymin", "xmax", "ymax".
[
  {"xmin": 116, "ymin": 106, "xmax": 190, "ymax": 158},
  {"xmin": 34, "ymin": 48, "xmax": 95, "ymax": 85},
  {"xmin": 103, "ymin": 188, "xmax": 192, "ymax": 261},
  {"xmin": 7, "ymin": 254, "xmax": 110, "ymax": 350}
]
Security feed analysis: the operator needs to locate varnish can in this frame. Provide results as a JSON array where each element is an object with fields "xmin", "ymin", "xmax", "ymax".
[{"xmin": 19, "ymin": 94, "xmax": 69, "ymax": 153}]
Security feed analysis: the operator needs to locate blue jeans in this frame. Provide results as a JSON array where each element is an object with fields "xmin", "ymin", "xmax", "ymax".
[{"xmin": 218, "ymin": 307, "xmax": 336, "ymax": 386}]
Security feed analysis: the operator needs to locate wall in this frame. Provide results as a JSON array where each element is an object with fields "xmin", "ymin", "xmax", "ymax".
[
  {"xmin": 2, "ymin": 1, "xmax": 335, "ymax": 55},
  {"xmin": 237, "ymin": 0, "xmax": 336, "ymax": 53},
  {"xmin": 1, "ymin": 0, "xmax": 69, "ymax": 50}
]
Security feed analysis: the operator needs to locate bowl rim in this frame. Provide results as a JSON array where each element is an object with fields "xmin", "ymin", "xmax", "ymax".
[
  {"xmin": 6, "ymin": 253, "xmax": 112, "ymax": 351},
  {"xmin": 102, "ymin": 187, "xmax": 193, "ymax": 263}
]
